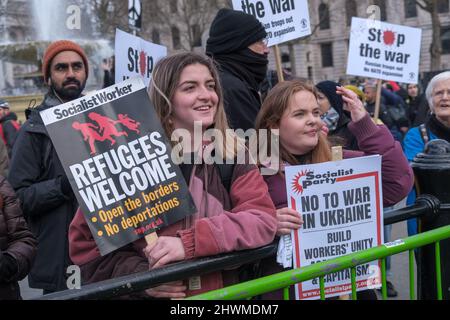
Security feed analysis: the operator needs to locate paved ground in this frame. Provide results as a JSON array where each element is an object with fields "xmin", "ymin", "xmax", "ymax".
[
  {"xmin": 19, "ymin": 221, "xmax": 416, "ymax": 300},
  {"xmin": 19, "ymin": 277, "xmax": 42, "ymax": 300}
]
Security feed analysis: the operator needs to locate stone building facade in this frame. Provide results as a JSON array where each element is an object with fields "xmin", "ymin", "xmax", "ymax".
[{"xmin": 272, "ymin": 0, "xmax": 450, "ymax": 84}]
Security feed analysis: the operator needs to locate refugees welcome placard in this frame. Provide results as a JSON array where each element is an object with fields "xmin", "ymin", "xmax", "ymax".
[{"xmin": 41, "ymin": 77, "xmax": 196, "ymax": 255}]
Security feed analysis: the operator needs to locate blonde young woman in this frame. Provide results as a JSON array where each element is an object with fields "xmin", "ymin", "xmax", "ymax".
[
  {"xmin": 255, "ymin": 80, "xmax": 413, "ymax": 299},
  {"xmin": 68, "ymin": 52, "xmax": 277, "ymax": 298}
]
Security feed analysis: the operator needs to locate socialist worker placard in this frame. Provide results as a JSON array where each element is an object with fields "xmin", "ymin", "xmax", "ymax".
[{"xmin": 40, "ymin": 77, "xmax": 196, "ymax": 255}]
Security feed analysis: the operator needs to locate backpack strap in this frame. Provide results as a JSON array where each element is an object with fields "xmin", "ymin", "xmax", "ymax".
[
  {"xmin": 215, "ymin": 163, "xmax": 235, "ymax": 193},
  {"xmin": 419, "ymin": 124, "xmax": 429, "ymax": 144}
]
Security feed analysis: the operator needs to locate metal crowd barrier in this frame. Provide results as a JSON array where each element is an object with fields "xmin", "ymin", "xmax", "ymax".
[
  {"xmin": 37, "ymin": 195, "xmax": 446, "ymax": 300},
  {"xmin": 189, "ymin": 224, "xmax": 450, "ymax": 300}
]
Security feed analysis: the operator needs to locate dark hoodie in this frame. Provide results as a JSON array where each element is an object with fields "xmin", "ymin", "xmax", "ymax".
[{"xmin": 206, "ymin": 9, "xmax": 268, "ymax": 131}]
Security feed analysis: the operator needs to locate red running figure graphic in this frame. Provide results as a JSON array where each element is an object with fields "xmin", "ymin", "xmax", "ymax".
[
  {"xmin": 72, "ymin": 112, "xmax": 141, "ymax": 155},
  {"xmin": 88, "ymin": 112, "xmax": 128, "ymax": 142},
  {"xmin": 116, "ymin": 114, "xmax": 140, "ymax": 134}
]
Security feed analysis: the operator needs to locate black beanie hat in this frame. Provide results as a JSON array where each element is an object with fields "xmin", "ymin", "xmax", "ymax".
[
  {"xmin": 206, "ymin": 8, "xmax": 267, "ymax": 55},
  {"xmin": 316, "ymin": 81, "xmax": 344, "ymax": 115}
]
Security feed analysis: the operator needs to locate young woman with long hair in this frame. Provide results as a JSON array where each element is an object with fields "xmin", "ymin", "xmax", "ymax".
[
  {"xmin": 68, "ymin": 52, "xmax": 277, "ymax": 299},
  {"xmin": 255, "ymin": 80, "xmax": 414, "ymax": 299}
]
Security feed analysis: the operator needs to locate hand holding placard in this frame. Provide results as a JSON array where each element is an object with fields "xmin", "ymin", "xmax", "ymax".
[
  {"xmin": 276, "ymin": 207, "xmax": 303, "ymax": 236},
  {"xmin": 143, "ymin": 236, "xmax": 186, "ymax": 269}
]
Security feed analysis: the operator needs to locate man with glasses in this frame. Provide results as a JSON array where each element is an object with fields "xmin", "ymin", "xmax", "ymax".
[{"xmin": 206, "ymin": 8, "xmax": 270, "ymax": 131}]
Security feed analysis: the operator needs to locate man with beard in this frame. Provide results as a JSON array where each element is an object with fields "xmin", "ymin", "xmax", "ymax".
[
  {"xmin": 206, "ymin": 9, "xmax": 269, "ymax": 131},
  {"xmin": 8, "ymin": 40, "xmax": 88, "ymax": 294}
]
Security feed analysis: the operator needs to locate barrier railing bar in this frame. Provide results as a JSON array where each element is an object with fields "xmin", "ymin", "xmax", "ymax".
[
  {"xmin": 283, "ymin": 287, "xmax": 290, "ymax": 300},
  {"xmin": 381, "ymin": 259, "xmax": 387, "ymax": 300},
  {"xmin": 37, "ymin": 243, "xmax": 277, "ymax": 300},
  {"xmin": 351, "ymin": 268, "xmax": 357, "ymax": 300},
  {"xmin": 319, "ymin": 277, "xmax": 325, "ymax": 300},
  {"xmin": 188, "ymin": 225, "xmax": 450, "ymax": 300},
  {"xmin": 37, "ymin": 197, "xmax": 442, "ymax": 300},
  {"xmin": 409, "ymin": 250, "xmax": 415, "ymax": 300},
  {"xmin": 384, "ymin": 195, "xmax": 439, "ymax": 226},
  {"xmin": 435, "ymin": 242, "xmax": 442, "ymax": 300}
]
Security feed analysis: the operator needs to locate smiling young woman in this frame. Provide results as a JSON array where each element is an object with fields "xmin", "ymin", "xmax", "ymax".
[{"xmin": 68, "ymin": 52, "xmax": 278, "ymax": 299}]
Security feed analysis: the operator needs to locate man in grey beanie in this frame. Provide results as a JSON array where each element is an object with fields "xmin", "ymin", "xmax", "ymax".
[{"xmin": 206, "ymin": 8, "xmax": 269, "ymax": 131}]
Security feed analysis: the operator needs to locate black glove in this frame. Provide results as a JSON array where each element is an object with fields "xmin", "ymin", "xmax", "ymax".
[
  {"xmin": 60, "ymin": 175, "xmax": 72, "ymax": 196},
  {"xmin": 0, "ymin": 251, "xmax": 18, "ymax": 282}
]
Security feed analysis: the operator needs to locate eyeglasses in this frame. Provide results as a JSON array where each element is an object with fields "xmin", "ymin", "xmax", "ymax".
[{"xmin": 259, "ymin": 37, "xmax": 269, "ymax": 46}]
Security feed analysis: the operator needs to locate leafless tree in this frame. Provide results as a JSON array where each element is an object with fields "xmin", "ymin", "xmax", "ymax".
[
  {"xmin": 416, "ymin": 0, "xmax": 444, "ymax": 71},
  {"xmin": 87, "ymin": 0, "xmax": 129, "ymax": 39},
  {"xmin": 142, "ymin": 0, "xmax": 223, "ymax": 51},
  {"xmin": 283, "ymin": 1, "xmax": 341, "ymax": 76}
]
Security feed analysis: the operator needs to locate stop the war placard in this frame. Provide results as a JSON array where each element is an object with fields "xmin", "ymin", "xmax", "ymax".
[
  {"xmin": 40, "ymin": 77, "xmax": 196, "ymax": 256},
  {"xmin": 285, "ymin": 156, "xmax": 384, "ymax": 300},
  {"xmin": 232, "ymin": 0, "xmax": 311, "ymax": 46},
  {"xmin": 347, "ymin": 17, "xmax": 422, "ymax": 84},
  {"xmin": 115, "ymin": 28, "xmax": 167, "ymax": 86}
]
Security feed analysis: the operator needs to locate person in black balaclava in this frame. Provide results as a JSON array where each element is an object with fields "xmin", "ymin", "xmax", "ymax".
[{"xmin": 206, "ymin": 8, "xmax": 269, "ymax": 131}]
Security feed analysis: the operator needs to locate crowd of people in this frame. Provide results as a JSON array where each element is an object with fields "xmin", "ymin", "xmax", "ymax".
[{"xmin": 1, "ymin": 8, "xmax": 449, "ymax": 300}]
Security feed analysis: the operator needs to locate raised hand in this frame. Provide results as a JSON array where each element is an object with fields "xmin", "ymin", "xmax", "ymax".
[{"xmin": 336, "ymin": 86, "xmax": 367, "ymax": 123}]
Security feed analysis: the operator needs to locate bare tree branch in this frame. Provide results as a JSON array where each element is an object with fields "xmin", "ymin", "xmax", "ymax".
[{"xmin": 415, "ymin": 0, "xmax": 430, "ymax": 11}]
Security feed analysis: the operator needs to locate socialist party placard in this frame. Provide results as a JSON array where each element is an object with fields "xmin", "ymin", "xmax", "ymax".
[
  {"xmin": 347, "ymin": 17, "xmax": 422, "ymax": 84},
  {"xmin": 285, "ymin": 156, "xmax": 384, "ymax": 300},
  {"xmin": 40, "ymin": 77, "xmax": 196, "ymax": 255},
  {"xmin": 115, "ymin": 28, "xmax": 167, "ymax": 86},
  {"xmin": 232, "ymin": 0, "xmax": 311, "ymax": 46}
]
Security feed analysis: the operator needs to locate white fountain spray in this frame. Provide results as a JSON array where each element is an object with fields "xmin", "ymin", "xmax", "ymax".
[{"xmin": 32, "ymin": 0, "xmax": 67, "ymax": 41}]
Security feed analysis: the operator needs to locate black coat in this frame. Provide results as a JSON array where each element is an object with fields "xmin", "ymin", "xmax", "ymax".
[
  {"xmin": 219, "ymin": 67, "xmax": 262, "ymax": 131},
  {"xmin": 8, "ymin": 93, "xmax": 78, "ymax": 291}
]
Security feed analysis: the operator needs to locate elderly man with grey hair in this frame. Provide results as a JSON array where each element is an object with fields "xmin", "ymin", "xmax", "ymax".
[{"xmin": 403, "ymin": 71, "xmax": 450, "ymax": 238}]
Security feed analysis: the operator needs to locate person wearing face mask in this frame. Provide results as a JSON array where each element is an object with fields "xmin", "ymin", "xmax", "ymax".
[
  {"xmin": 206, "ymin": 9, "xmax": 270, "ymax": 131},
  {"xmin": 316, "ymin": 81, "xmax": 359, "ymax": 150}
]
